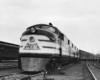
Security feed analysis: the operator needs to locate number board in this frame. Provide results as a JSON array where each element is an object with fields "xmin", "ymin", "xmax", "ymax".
[{"xmin": 24, "ymin": 43, "xmax": 40, "ymax": 50}]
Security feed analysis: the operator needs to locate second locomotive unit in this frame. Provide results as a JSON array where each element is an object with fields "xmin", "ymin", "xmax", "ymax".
[{"xmin": 18, "ymin": 23, "xmax": 79, "ymax": 72}]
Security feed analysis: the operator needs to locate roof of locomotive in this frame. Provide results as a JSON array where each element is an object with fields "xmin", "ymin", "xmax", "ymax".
[
  {"xmin": 27, "ymin": 23, "xmax": 61, "ymax": 33},
  {"xmin": 27, "ymin": 23, "xmax": 57, "ymax": 29},
  {"xmin": 31, "ymin": 23, "xmax": 53, "ymax": 26}
]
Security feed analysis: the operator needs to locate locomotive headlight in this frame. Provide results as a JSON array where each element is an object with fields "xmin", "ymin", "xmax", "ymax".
[
  {"xmin": 31, "ymin": 27, "xmax": 36, "ymax": 33},
  {"xmin": 29, "ymin": 36, "xmax": 35, "ymax": 43}
]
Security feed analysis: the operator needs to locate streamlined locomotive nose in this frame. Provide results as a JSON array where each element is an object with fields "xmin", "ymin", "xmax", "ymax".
[{"xmin": 21, "ymin": 58, "xmax": 50, "ymax": 72}]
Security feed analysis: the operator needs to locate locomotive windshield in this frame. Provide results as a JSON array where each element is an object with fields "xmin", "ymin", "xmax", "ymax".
[{"xmin": 34, "ymin": 25, "xmax": 56, "ymax": 33}]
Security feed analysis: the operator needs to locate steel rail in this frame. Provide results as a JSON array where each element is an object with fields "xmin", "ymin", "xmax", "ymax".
[{"xmin": 86, "ymin": 63, "xmax": 97, "ymax": 80}]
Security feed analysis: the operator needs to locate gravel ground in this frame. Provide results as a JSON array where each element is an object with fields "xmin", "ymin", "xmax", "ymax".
[
  {"xmin": 43, "ymin": 61, "xmax": 94, "ymax": 80},
  {"xmin": 0, "ymin": 61, "xmax": 95, "ymax": 80}
]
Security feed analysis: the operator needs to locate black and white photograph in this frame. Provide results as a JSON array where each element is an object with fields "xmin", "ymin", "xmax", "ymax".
[{"xmin": 0, "ymin": 0, "xmax": 100, "ymax": 80}]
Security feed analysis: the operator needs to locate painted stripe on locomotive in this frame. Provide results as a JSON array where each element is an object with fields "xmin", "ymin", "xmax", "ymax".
[{"xmin": 19, "ymin": 53, "xmax": 53, "ymax": 58}]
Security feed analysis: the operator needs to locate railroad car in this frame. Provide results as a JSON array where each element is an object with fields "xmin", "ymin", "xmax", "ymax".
[
  {"xmin": 79, "ymin": 50, "xmax": 96, "ymax": 61},
  {"xmin": 0, "ymin": 41, "xmax": 19, "ymax": 62},
  {"xmin": 18, "ymin": 23, "xmax": 79, "ymax": 72}
]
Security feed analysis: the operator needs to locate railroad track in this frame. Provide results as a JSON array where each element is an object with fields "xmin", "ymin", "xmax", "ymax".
[
  {"xmin": 0, "ymin": 62, "xmax": 18, "ymax": 70},
  {"xmin": 86, "ymin": 62, "xmax": 97, "ymax": 80},
  {"xmin": 0, "ymin": 62, "xmax": 97, "ymax": 80},
  {"xmin": 43, "ymin": 61, "xmax": 96, "ymax": 80},
  {"xmin": 0, "ymin": 72, "xmax": 44, "ymax": 80},
  {"xmin": 0, "ymin": 64, "xmax": 73, "ymax": 80},
  {"xmin": 92, "ymin": 62, "xmax": 100, "ymax": 69},
  {"xmin": 0, "ymin": 66, "xmax": 18, "ymax": 70}
]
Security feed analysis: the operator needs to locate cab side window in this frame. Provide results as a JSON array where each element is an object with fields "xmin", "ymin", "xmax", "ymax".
[{"xmin": 59, "ymin": 33, "xmax": 64, "ymax": 40}]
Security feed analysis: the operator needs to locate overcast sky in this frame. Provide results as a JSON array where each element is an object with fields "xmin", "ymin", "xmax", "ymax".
[{"xmin": 0, "ymin": 0, "xmax": 100, "ymax": 54}]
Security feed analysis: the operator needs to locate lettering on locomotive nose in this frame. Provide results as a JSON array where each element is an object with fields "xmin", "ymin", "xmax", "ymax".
[
  {"xmin": 29, "ymin": 36, "xmax": 35, "ymax": 43},
  {"xmin": 24, "ymin": 43, "xmax": 40, "ymax": 50}
]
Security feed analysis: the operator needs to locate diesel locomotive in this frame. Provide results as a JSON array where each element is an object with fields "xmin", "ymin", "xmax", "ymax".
[{"xmin": 18, "ymin": 23, "xmax": 79, "ymax": 72}]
